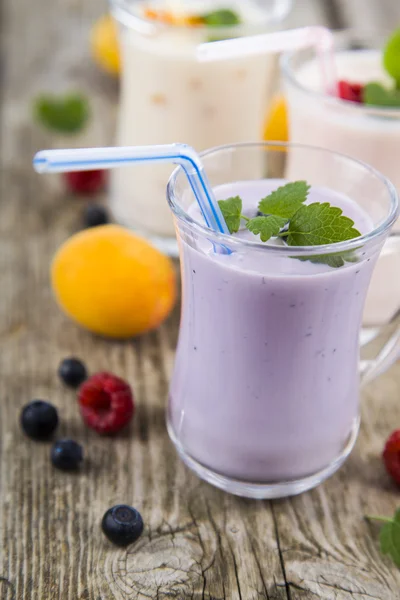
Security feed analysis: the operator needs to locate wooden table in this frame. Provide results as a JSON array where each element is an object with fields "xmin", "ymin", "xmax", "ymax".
[{"xmin": 1, "ymin": 0, "xmax": 400, "ymax": 598}]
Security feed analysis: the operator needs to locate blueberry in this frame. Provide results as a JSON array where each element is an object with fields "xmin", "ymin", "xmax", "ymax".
[
  {"xmin": 101, "ymin": 505, "xmax": 144, "ymax": 547},
  {"xmin": 58, "ymin": 357, "xmax": 87, "ymax": 388},
  {"xmin": 84, "ymin": 204, "xmax": 109, "ymax": 228},
  {"xmin": 51, "ymin": 439, "xmax": 83, "ymax": 471},
  {"xmin": 20, "ymin": 400, "xmax": 59, "ymax": 440}
]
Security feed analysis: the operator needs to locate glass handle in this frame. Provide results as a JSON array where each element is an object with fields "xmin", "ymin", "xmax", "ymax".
[{"xmin": 361, "ymin": 235, "xmax": 400, "ymax": 387}]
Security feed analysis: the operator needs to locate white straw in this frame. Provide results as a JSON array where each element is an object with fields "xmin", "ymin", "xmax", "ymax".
[{"xmin": 197, "ymin": 26, "xmax": 337, "ymax": 95}]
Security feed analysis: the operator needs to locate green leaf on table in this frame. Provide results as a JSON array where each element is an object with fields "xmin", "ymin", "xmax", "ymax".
[
  {"xmin": 258, "ymin": 181, "xmax": 310, "ymax": 219},
  {"xmin": 363, "ymin": 82, "xmax": 400, "ymax": 107},
  {"xmin": 380, "ymin": 522, "xmax": 400, "ymax": 567},
  {"xmin": 218, "ymin": 196, "xmax": 243, "ymax": 233},
  {"xmin": 246, "ymin": 215, "xmax": 287, "ymax": 242},
  {"xmin": 33, "ymin": 93, "xmax": 90, "ymax": 134},
  {"xmin": 202, "ymin": 9, "xmax": 241, "ymax": 27},
  {"xmin": 286, "ymin": 202, "xmax": 361, "ymax": 246},
  {"xmin": 383, "ymin": 28, "xmax": 400, "ymax": 87},
  {"xmin": 367, "ymin": 508, "xmax": 400, "ymax": 569}
]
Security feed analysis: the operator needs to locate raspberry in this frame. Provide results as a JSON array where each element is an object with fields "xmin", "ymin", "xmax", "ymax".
[
  {"xmin": 78, "ymin": 372, "xmax": 134, "ymax": 435},
  {"xmin": 63, "ymin": 170, "xmax": 107, "ymax": 195},
  {"xmin": 338, "ymin": 80, "xmax": 364, "ymax": 104},
  {"xmin": 382, "ymin": 430, "xmax": 400, "ymax": 485}
]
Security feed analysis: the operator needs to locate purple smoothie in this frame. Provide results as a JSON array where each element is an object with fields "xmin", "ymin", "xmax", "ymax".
[{"xmin": 168, "ymin": 180, "xmax": 376, "ymax": 482}]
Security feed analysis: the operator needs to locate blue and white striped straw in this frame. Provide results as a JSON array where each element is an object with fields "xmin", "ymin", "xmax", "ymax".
[{"xmin": 33, "ymin": 143, "xmax": 229, "ymax": 235}]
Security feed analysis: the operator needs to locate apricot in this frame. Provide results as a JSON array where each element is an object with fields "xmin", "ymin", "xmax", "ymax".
[
  {"xmin": 90, "ymin": 14, "xmax": 120, "ymax": 76},
  {"xmin": 263, "ymin": 94, "xmax": 289, "ymax": 143},
  {"xmin": 51, "ymin": 225, "xmax": 176, "ymax": 338}
]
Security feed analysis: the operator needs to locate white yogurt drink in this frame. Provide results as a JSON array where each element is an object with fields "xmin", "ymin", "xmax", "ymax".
[
  {"xmin": 110, "ymin": 0, "xmax": 291, "ymax": 253},
  {"xmin": 282, "ymin": 47, "xmax": 400, "ymax": 327}
]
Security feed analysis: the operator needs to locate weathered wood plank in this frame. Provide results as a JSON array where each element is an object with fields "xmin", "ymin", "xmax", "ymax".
[
  {"xmin": 273, "ymin": 371, "xmax": 400, "ymax": 598},
  {"xmin": 1, "ymin": 0, "xmax": 400, "ymax": 599}
]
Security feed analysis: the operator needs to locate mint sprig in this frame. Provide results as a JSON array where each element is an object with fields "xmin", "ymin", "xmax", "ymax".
[
  {"xmin": 207, "ymin": 33, "xmax": 238, "ymax": 43},
  {"xmin": 217, "ymin": 196, "xmax": 242, "ymax": 233},
  {"xmin": 364, "ymin": 82, "xmax": 400, "ymax": 108},
  {"xmin": 383, "ymin": 29, "xmax": 400, "ymax": 88},
  {"xmin": 202, "ymin": 9, "xmax": 241, "ymax": 27},
  {"xmin": 297, "ymin": 249, "xmax": 358, "ymax": 269},
  {"xmin": 246, "ymin": 215, "xmax": 287, "ymax": 242},
  {"xmin": 366, "ymin": 510, "xmax": 400, "ymax": 568},
  {"xmin": 364, "ymin": 28, "xmax": 400, "ymax": 107},
  {"xmin": 286, "ymin": 202, "xmax": 361, "ymax": 246},
  {"xmin": 217, "ymin": 181, "xmax": 361, "ymax": 267},
  {"xmin": 203, "ymin": 8, "xmax": 241, "ymax": 42},
  {"xmin": 33, "ymin": 93, "xmax": 90, "ymax": 134},
  {"xmin": 258, "ymin": 181, "xmax": 310, "ymax": 218}
]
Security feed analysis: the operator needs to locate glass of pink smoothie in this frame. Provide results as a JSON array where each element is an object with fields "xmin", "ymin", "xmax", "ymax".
[
  {"xmin": 166, "ymin": 142, "xmax": 399, "ymax": 499},
  {"xmin": 281, "ymin": 44, "xmax": 400, "ymax": 333}
]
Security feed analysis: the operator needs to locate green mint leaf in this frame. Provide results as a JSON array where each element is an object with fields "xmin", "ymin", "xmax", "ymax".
[
  {"xmin": 206, "ymin": 33, "xmax": 238, "ymax": 42},
  {"xmin": 296, "ymin": 249, "xmax": 358, "ymax": 269},
  {"xmin": 380, "ymin": 523, "xmax": 393, "ymax": 555},
  {"xmin": 380, "ymin": 523, "xmax": 400, "ymax": 566},
  {"xmin": 383, "ymin": 28, "xmax": 400, "ymax": 86},
  {"xmin": 363, "ymin": 82, "xmax": 400, "ymax": 108},
  {"xmin": 286, "ymin": 202, "xmax": 361, "ymax": 246},
  {"xmin": 33, "ymin": 93, "xmax": 90, "ymax": 134},
  {"xmin": 246, "ymin": 215, "xmax": 287, "ymax": 242},
  {"xmin": 380, "ymin": 515, "xmax": 400, "ymax": 568},
  {"xmin": 297, "ymin": 254, "xmax": 346, "ymax": 268},
  {"xmin": 258, "ymin": 181, "xmax": 310, "ymax": 219},
  {"xmin": 202, "ymin": 9, "xmax": 241, "ymax": 27},
  {"xmin": 366, "ymin": 510, "xmax": 400, "ymax": 569},
  {"xmin": 218, "ymin": 196, "xmax": 242, "ymax": 233},
  {"xmin": 311, "ymin": 255, "xmax": 346, "ymax": 268},
  {"xmin": 219, "ymin": 181, "xmax": 362, "ymax": 269}
]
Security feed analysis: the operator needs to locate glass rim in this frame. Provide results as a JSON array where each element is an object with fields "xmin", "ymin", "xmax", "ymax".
[
  {"xmin": 280, "ymin": 48, "xmax": 400, "ymax": 118},
  {"xmin": 167, "ymin": 141, "xmax": 399, "ymax": 257},
  {"xmin": 110, "ymin": 0, "xmax": 291, "ymax": 33}
]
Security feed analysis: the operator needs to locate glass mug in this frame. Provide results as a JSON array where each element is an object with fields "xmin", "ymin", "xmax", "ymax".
[
  {"xmin": 109, "ymin": 0, "xmax": 292, "ymax": 255},
  {"xmin": 281, "ymin": 43, "xmax": 400, "ymax": 338},
  {"xmin": 166, "ymin": 142, "xmax": 400, "ymax": 499}
]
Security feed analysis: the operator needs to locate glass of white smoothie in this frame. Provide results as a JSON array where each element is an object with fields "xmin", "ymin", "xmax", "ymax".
[
  {"xmin": 109, "ymin": 0, "xmax": 292, "ymax": 255},
  {"xmin": 166, "ymin": 141, "xmax": 399, "ymax": 499},
  {"xmin": 281, "ymin": 39, "xmax": 400, "ymax": 332}
]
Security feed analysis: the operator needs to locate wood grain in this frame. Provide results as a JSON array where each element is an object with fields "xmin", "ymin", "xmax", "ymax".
[{"xmin": 1, "ymin": 0, "xmax": 400, "ymax": 598}]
